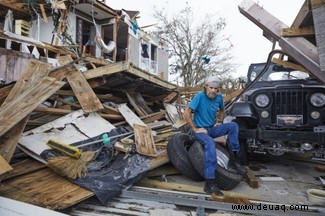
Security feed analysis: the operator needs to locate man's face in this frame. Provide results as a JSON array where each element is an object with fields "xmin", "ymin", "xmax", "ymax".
[{"xmin": 205, "ymin": 85, "xmax": 219, "ymax": 99}]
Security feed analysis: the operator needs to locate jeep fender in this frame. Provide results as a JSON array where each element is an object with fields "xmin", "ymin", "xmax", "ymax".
[{"xmin": 229, "ymin": 102, "xmax": 258, "ymax": 119}]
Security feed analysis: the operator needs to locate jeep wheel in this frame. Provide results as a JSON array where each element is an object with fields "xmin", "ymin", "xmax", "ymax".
[
  {"xmin": 188, "ymin": 141, "xmax": 244, "ymax": 190},
  {"xmin": 167, "ymin": 133, "xmax": 204, "ymax": 181}
]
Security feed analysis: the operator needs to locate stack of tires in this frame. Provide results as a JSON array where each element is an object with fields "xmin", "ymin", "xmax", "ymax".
[{"xmin": 167, "ymin": 133, "xmax": 244, "ymax": 190}]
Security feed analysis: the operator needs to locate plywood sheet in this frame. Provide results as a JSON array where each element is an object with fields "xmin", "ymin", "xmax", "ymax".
[
  {"xmin": 0, "ymin": 168, "xmax": 94, "ymax": 210},
  {"xmin": 0, "ymin": 77, "xmax": 64, "ymax": 137}
]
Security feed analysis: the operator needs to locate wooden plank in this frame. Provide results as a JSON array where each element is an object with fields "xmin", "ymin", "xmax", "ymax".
[
  {"xmin": 272, "ymin": 58, "xmax": 308, "ymax": 72},
  {"xmin": 0, "ymin": 158, "xmax": 46, "ymax": 181},
  {"xmin": 245, "ymin": 167, "xmax": 259, "ymax": 188},
  {"xmin": 39, "ymin": 4, "xmax": 48, "ymax": 23},
  {"xmin": 57, "ymin": 56, "xmax": 104, "ymax": 113},
  {"xmin": 145, "ymin": 164, "xmax": 180, "ymax": 177},
  {"xmin": 84, "ymin": 56, "xmax": 112, "ymax": 66},
  {"xmin": 163, "ymin": 91, "xmax": 179, "ymax": 103},
  {"xmin": 125, "ymin": 92, "xmax": 146, "ymax": 116},
  {"xmin": 0, "ymin": 77, "xmax": 65, "ymax": 137},
  {"xmin": 136, "ymin": 179, "xmax": 262, "ymax": 200},
  {"xmin": 0, "ymin": 168, "xmax": 94, "ymax": 210},
  {"xmin": 315, "ymin": 165, "xmax": 325, "ymax": 172},
  {"xmin": 117, "ymin": 103, "xmax": 147, "ymax": 127},
  {"xmin": 149, "ymin": 149, "xmax": 169, "ymax": 169},
  {"xmin": 126, "ymin": 91, "xmax": 150, "ymax": 117},
  {"xmin": 0, "ymin": 59, "xmax": 52, "ymax": 162},
  {"xmin": 224, "ymin": 88, "xmax": 244, "ymax": 104},
  {"xmin": 311, "ymin": 0, "xmax": 325, "ymax": 72},
  {"xmin": 282, "ymin": 26, "xmax": 314, "ymax": 37},
  {"xmin": 0, "ymin": 155, "xmax": 13, "ymax": 175},
  {"xmin": 134, "ymin": 124, "xmax": 157, "ymax": 157},
  {"xmin": 83, "ymin": 61, "xmax": 130, "ymax": 79},
  {"xmin": 113, "ymin": 110, "xmax": 166, "ymax": 127}
]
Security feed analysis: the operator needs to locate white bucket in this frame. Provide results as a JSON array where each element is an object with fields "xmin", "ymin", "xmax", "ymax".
[{"xmin": 307, "ymin": 189, "xmax": 325, "ymax": 206}]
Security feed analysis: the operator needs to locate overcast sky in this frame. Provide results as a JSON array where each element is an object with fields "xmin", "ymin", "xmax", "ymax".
[{"xmin": 108, "ymin": 0, "xmax": 305, "ymax": 79}]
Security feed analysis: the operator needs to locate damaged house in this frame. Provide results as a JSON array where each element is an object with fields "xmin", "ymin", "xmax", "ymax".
[{"xmin": 0, "ymin": 0, "xmax": 184, "ymax": 212}]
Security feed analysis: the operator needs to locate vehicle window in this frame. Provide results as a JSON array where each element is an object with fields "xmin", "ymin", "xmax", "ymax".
[{"xmin": 268, "ymin": 71, "xmax": 310, "ymax": 81}]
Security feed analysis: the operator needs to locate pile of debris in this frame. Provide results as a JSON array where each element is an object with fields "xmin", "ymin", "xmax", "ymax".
[{"xmin": 0, "ymin": 42, "xmax": 185, "ymax": 209}]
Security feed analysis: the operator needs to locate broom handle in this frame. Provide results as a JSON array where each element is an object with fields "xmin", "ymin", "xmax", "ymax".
[{"xmin": 76, "ymin": 131, "xmax": 134, "ymax": 148}]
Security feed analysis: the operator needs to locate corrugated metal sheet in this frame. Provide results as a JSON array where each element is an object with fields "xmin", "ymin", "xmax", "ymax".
[{"xmin": 0, "ymin": 48, "xmax": 34, "ymax": 84}]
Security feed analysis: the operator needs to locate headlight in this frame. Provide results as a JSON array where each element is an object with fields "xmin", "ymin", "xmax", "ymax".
[
  {"xmin": 310, "ymin": 93, "xmax": 325, "ymax": 107},
  {"xmin": 255, "ymin": 94, "xmax": 270, "ymax": 108}
]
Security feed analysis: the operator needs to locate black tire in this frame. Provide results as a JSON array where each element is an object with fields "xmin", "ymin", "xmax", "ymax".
[
  {"xmin": 167, "ymin": 133, "xmax": 204, "ymax": 181},
  {"xmin": 188, "ymin": 141, "xmax": 244, "ymax": 190}
]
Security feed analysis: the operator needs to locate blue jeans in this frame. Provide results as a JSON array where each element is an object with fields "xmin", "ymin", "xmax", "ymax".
[{"xmin": 191, "ymin": 122, "xmax": 239, "ymax": 179}]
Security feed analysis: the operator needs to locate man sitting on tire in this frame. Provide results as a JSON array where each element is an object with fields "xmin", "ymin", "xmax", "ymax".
[{"xmin": 183, "ymin": 79, "xmax": 247, "ymax": 197}]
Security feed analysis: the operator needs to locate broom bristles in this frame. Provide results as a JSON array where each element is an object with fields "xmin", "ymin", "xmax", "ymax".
[{"xmin": 47, "ymin": 151, "xmax": 96, "ymax": 179}]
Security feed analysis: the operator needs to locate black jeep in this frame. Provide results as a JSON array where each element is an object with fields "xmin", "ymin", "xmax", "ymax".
[{"xmin": 229, "ymin": 59, "xmax": 325, "ymax": 162}]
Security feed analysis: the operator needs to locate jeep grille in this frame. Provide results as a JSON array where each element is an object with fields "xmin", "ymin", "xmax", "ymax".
[{"xmin": 271, "ymin": 90, "xmax": 308, "ymax": 123}]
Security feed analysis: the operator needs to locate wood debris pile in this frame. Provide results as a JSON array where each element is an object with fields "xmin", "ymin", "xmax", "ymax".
[{"xmin": 0, "ymin": 33, "xmax": 186, "ymax": 209}]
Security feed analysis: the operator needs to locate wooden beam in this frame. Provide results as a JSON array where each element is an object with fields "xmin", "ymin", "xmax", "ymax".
[
  {"xmin": 238, "ymin": 0, "xmax": 286, "ymax": 41},
  {"xmin": 282, "ymin": 26, "xmax": 314, "ymax": 37},
  {"xmin": 83, "ymin": 61, "xmax": 130, "ymax": 79},
  {"xmin": 291, "ymin": 0, "xmax": 311, "ymax": 28},
  {"xmin": 271, "ymin": 58, "xmax": 308, "ymax": 72},
  {"xmin": 136, "ymin": 179, "xmax": 262, "ymax": 201},
  {"xmin": 39, "ymin": 4, "xmax": 48, "ymax": 23},
  {"xmin": 83, "ymin": 61, "xmax": 177, "ymax": 90},
  {"xmin": 57, "ymin": 56, "xmax": 104, "ymax": 113},
  {"xmin": 239, "ymin": 0, "xmax": 325, "ymax": 83},
  {"xmin": 311, "ymin": 0, "xmax": 325, "ymax": 72}
]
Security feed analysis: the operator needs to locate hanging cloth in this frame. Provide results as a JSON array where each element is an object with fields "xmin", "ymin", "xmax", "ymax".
[
  {"xmin": 91, "ymin": 4, "xmax": 116, "ymax": 54},
  {"xmin": 4, "ymin": 10, "xmax": 13, "ymax": 32}
]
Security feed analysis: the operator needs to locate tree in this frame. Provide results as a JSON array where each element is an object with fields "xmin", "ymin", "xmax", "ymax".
[{"xmin": 151, "ymin": 4, "xmax": 237, "ymax": 87}]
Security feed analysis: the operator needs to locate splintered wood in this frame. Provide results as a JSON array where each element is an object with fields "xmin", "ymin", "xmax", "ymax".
[{"xmin": 134, "ymin": 124, "xmax": 157, "ymax": 157}]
